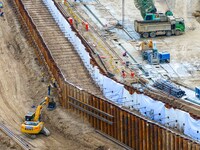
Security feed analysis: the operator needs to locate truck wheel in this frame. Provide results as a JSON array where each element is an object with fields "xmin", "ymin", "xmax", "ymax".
[
  {"xmin": 166, "ymin": 31, "xmax": 172, "ymax": 36},
  {"xmin": 175, "ymin": 30, "xmax": 181, "ymax": 36},
  {"xmin": 150, "ymin": 32, "xmax": 156, "ymax": 38},
  {"xmin": 142, "ymin": 32, "xmax": 149, "ymax": 38}
]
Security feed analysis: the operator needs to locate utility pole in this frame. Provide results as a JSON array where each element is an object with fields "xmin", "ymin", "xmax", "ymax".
[{"xmin": 122, "ymin": 0, "xmax": 125, "ymax": 27}]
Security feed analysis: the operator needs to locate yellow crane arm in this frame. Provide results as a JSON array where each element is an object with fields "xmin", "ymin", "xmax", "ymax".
[
  {"xmin": 33, "ymin": 105, "xmax": 42, "ymax": 121},
  {"xmin": 33, "ymin": 97, "xmax": 50, "ymax": 121}
]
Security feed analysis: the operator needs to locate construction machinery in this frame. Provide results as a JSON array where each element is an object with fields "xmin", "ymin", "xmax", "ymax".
[
  {"xmin": 195, "ymin": 87, "xmax": 200, "ymax": 99},
  {"xmin": 21, "ymin": 96, "xmax": 56, "ymax": 138},
  {"xmin": 140, "ymin": 40, "xmax": 170, "ymax": 64},
  {"xmin": 134, "ymin": 0, "xmax": 185, "ymax": 38},
  {"xmin": 153, "ymin": 79, "xmax": 186, "ymax": 98}
]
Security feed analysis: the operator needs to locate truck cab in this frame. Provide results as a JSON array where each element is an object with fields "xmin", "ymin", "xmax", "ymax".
[{"xmin": 175, "ymin": 18, "xmax": 185, "ymax": 33}]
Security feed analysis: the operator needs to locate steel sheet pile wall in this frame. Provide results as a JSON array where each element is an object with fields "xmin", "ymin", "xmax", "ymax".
[{"xmin": 15, "ymin": 0, "xmax": 200, "ymax": 149}]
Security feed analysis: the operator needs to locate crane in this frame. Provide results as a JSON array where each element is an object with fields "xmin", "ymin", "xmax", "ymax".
[{"xmin": 21, "ymin": 96, "xmax": 56, "ymax": 138}]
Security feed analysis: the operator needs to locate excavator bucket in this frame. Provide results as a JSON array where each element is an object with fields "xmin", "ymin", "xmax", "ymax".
[{"xmin": 47, "ymin": 98, "xmax": 56, "ymax": 111}]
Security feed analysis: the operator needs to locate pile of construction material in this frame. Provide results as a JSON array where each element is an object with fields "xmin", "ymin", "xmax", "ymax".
[{"xmin": 193, "ymin": 11, "xmax": 200, "ymax": 22}]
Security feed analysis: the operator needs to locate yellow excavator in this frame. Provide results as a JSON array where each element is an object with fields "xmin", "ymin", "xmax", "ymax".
[{"xmin": 21, "ymin": 96, "xmax": 56, "ymax": 138}]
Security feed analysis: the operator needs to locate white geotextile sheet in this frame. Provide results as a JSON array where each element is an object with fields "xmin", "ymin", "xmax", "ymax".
[{"xmin": 43, "ymin": 0, "xmax": 200, "ymax": 142}]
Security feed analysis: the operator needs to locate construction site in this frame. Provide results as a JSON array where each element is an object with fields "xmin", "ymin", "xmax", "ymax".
[{"xmin": 1, "ymin": 0, "xmax": 200, "ymax": 149}]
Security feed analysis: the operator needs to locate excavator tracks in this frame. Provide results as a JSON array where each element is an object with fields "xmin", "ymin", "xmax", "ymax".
[{"xmin": 21, "ymin": 0, "xmax": 102, "ymax": 96}]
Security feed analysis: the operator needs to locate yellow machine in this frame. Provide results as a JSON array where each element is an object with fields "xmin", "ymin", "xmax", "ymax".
[
  {"xmin": 139, "ymin": 40, "xmax": 153, "ymax": 51},
  {"xmin": 21, "ymin": 97, "xmax": 56, "ymax": 138}
]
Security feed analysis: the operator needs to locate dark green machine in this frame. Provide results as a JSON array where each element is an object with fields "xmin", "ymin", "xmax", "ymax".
[{"xmin": 134, "ymin": 0, "xmax": 157, "ymax": 19}]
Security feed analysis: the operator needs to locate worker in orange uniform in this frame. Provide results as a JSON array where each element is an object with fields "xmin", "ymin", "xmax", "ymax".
[{"xmin": 148, "ymin": 40, "xmax": 153, "ymax": 49}]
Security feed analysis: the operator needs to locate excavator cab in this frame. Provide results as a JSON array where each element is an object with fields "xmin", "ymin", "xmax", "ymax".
[
  {"xmin": 25, "ymin": 112, "xmax": 35, "ymax": 121},
  {"xmin": 144, "ymin": 13, "xmax": 160, "ymax": 21}
]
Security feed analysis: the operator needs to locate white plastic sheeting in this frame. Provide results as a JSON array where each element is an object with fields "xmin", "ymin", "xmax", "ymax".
[{"xmin": 43, "ymin": 0, "xmax": 200, "ymax": 142}]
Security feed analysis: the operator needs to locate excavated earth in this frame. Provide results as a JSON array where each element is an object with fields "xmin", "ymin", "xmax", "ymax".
[{"xmin": 0, "ymin": 0, "xmax": 122, "ymax": 149}]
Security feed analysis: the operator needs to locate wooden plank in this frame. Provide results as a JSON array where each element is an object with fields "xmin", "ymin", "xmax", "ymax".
[
  {"xmin": 195, "ymin": 144, "xmax": 200, "ymax": 150},
  {"xmin": 170, "ymin": 132, "xmax": 175, "ymax": 150},
  {"xmin": 96, "ymin": 98, "xmax": 100, "ymax": 130},
  {"xmin": 119, "ymin": 110, "xmax": 123, "ymax": 143},
  {"xmin": 126, "ymin": 113, "xmax": 131, "ymax": 147},
  {"xmin": 131, "ymin": 115, "xmax": 135, "ymax": 149},
  {"xmin": 110, "ymin": 104, "xmax": 114, "ymax": 138},
  {"xmin": 107, "ymin": 102, "xmax": 111, "ymax": 136},
  {"xmin": 113, "ymin": 105, "xmax": 117, "ymax": 139},
  {"xmin": 179, "ymin": 136, "xmax": 183, "ymax": 150},
  {"xmin": 100, "ymin": 99, "xmax": 103, "ymax": 132},
  {"xmin": 149, "ymin": 123, "xmax": 154, "ymax": 150},
  {"xmin": 116, "ymin": 107, "xmax": 120, "ymax": 141},
  {"xmin": 135, "ymin": 116, "xmax": 139, "ymax": 150},
  {"xmin": 154, "ymin": 125, "xmax": 158, "ymax": 150},
  {"xmin": 103, "ymin": 101, "xmax": 106, "ymax": 134},
  {"xmin": 79, "ymin": 90, "xmax": 83, "ymax": 119},
  {"xmin": 187, "ymin": 141, "xmax": 192, "ymax": 150},
  {"xmin": 157, "ymin": 126, "xmax": 162, "ymax": 150},
  {"xmin": 138, "ymin": 118, "xmax": 143, "ymax": 150},
  {"xmin": 175, "ymin": 135, "xmax": 179, "ymax": 150},
  {"xmin": 146, "ymin": 122, "xmax": 150, "ymax": 150},
  {"xmin": 192, "ymin": 143, "xmax": 196, "ymax": 150},
  {"xmin": 166, "ymin": 131, "xmax": 169, "ymax": 150},
  {"xmin": 162, "ymin": 128, "xmax": 168, "ymax": 149},
  {"xmin": 142, "ymin": 120, "xmax": 146, "ymax": 150},
  {"xmin": 124, "ymin": 112, "xmax": 127, "ymax": 145},
  {"xmin": 183, "ymin": 139, "xmax": 188, "ymax": 150}
]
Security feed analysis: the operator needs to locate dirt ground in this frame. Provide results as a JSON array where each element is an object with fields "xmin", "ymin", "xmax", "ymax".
[{"xmin": 0, "ymin": 0, "xmax": 122, "ymax": 149}]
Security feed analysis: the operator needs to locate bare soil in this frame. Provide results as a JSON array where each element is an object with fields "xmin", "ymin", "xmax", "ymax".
[{"xmin": 0, "ymin": 0, "xmax": 122, "ymax": 149}]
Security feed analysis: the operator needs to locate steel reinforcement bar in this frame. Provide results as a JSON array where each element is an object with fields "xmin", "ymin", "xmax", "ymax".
[{"xmin": 14, "ymin": 0, "xmax": 200, "ymax": 149}]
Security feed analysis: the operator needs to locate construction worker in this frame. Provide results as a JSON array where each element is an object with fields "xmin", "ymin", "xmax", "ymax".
[
  {"xmin": 47, "ymin": 84, "xmax": 51, "ymax": 96},
  {"xmin": 51, "ymin": 77, "xmax": 57, "ymax": 88},
  {"xmin": 41, "ymin": 72, "xmax": 45, "ymax": 82},
  {"xmin": 122, "ymin": 70, "xmax": 126, "ymax": 78},
  {"xmin": 123, "ymin": 51, "xmax": 127, "ymax": 57},
  {"xmin": 148, "ymin": 40, "xmax": 153, "ymax": 49},
  {"xmin": 0, "ymin": 9, "xmax": 4, "ymax": 17},
  {"xmin": 74, "ymin": 19, "xmax": 79, "ymax": 29},
  {"xmin": 131, "ymin": 71, "xmax": 135, "ymax": 78}
]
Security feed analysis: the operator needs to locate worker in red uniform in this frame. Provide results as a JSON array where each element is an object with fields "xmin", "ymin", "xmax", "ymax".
[
  {"xmin": 131, "ymin": 71, "xmax": 135, "ymax": 78},
  {"xmin": 122, "ymin": 70, "xmax": 126, "ymax": 78},
  {"xmin": 123, "ymin": 51, "xmax": 127, "ymax": 57}
]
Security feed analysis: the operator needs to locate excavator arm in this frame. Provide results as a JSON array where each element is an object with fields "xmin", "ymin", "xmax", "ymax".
[
  {"xmin": 134, "ymin": 0, "xmax": 157, "ymax": 19},
  {"xmin": 33, "ymin": 97, "xmax": 49, "ymax": 121}
]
